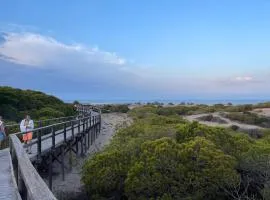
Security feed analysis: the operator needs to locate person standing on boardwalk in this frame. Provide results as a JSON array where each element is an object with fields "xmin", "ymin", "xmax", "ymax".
[
  {"xmin": 20, "ymin": 115, "xmax": 34, "ymax": 153},
  {"xmin": 0, "ymin": 116, "xmax": 6, "ymax": 149}
]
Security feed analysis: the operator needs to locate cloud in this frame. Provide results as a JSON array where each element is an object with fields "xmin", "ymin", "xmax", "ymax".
[
  {"xmin": 0, "ymin": 31, "xmax": 152, "ymax": 99},
  {"xmin": 0, "ymin": 32, "xmax": 125, "ymax": 67},
  {"xmin": 0, "ymin": 31, "xmax": 141, "ymax": 91},
  {"xmin": 234, "ymin": 76, "xmax": 253, "ymax": 82},
  {"xmin": 1, "ymin": 30, "xmax": 270, "ymax": 100}
]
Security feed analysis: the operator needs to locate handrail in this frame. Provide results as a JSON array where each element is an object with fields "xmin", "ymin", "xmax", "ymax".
[
  {"xmin": 0, "ymin": 106, "xmax": 95, "ymax": 150},
  {"xmin": 14, "ymin": 114, "xmax": 91, "ymax": 136},
  {"xmin": 9, "ymin": 134, "xmax": 57, "ymax": 200},
  {"xmin": 6, "ymin": 115, "xmax": 76, "ymax": 128}
]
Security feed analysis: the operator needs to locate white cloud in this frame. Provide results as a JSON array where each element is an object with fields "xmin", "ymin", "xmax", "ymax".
[
  {"xmin": 0, "ymin": 32, "xmax": 126, "ymax": 67},
  {"xmin": 234, "ymin": 76, "xmax": 253, "ymax": 82},
  {"xmin": 1, "ymin": 31, "xmax": 270, "ymax": 99}
]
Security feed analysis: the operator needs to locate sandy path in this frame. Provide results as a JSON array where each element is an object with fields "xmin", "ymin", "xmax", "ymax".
[
  {"xmin": 184, "ymin": 113, "xmax": 263, "ymax": 130},
  {"xmin": 49, "ymin": 113, "xmax": 132, "ymax": 200}
]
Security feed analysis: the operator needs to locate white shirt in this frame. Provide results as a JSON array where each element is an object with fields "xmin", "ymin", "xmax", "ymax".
[
  {"xmin": 0, "ymin": 120, "xmax": 5, "ymax": 133},
  {"xmin": 20, "ymin": 119, "xmax": 34, "ymax": 132}
]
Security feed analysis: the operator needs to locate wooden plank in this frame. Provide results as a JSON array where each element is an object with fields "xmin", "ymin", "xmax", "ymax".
[{"xmin": 0, "ymin": 149, "xmax": 21, "ymax": 200}]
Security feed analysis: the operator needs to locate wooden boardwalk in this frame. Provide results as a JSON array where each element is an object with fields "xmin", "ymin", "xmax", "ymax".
[
  {"xmin": 27, "ymin": 121, "xmax": 84, "ymax": 161},
  {"xmin": 0, "ymin": 149, "xmax": 21, "ymax": 200},
  {"xmin": 0, "ymin": 105, "xmax": 101, "ymax": 200}
]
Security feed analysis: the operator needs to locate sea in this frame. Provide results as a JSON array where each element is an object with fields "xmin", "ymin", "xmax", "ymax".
[{"xmin": 66, "ymin": 99, "xmax": 270, "ymax": 105}]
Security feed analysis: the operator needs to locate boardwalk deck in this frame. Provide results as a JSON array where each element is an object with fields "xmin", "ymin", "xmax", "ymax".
[{"xmin": 0, "ymin": 149, "xmax": 21, "ymax": 200}]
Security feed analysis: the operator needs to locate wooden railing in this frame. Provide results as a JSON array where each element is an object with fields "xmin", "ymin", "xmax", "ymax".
[
  {"xmin": 9, "ymin": 134, "xmax": 57, "ymax": 200},
  {"xmin": 1, "ymin": 115, "xmax": 83, "ymax": 150},
  {"xmin": 5, "ymin": 115, "xmax": 77, "ymax": 134},
  {"xmin": 8, "ymin": 105, "xmax": 101, "ymax": 200}
]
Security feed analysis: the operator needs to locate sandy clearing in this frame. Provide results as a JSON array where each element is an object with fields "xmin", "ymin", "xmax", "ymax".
[
  {"xmin": 253, "ymin": 108, "xmax": 270, "ymax": 117},
  {"xmin": 184, "ymin": 113, "xmax": 263, "ymax": 130}
]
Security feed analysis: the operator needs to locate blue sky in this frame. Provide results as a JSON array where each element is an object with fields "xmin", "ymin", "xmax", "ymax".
[{"xmin": 0, "ymin": 0, "xmax": 270, "ymax": 101}]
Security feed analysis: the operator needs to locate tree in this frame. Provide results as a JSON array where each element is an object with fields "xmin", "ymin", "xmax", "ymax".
[{"xmin": 125, "ymin": 137, "xmax": 239, "ymax": 200}]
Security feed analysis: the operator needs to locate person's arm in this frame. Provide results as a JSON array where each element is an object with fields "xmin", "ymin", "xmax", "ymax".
[
  {"xmin": 2, "ymin": 124, "xmax": 6, "ymax": 137},
  {"xmin": 20, "ymin": 120, "xmax": 25, "ymax": 132},
  {"xmin": 0, "ymin": 122, "xmax": 5, "ymax": 136},
  {"xmin": 28, "ymin": 120, "xmax": 34, "ymax": 130}
]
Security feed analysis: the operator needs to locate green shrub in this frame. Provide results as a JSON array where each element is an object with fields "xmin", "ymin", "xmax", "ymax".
[
  {"xmin": 101, "ymin": 104, "xmax": 129, "ymax": 113},
  {"xmin": 125, "ymin": 137, "xmax": 238, "ymax": 200},
  {"xmin": 0, "ymin": 86, "xmax": 76, "ymax": 122}
]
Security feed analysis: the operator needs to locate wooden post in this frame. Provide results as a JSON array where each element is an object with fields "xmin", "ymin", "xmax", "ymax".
[
  {"xmin": 78, "ymin": 120, "xmax": 81, "ymax": 135},
  {"xmin": 37, "ymin": 129, "xmax": 42, "ymax": 161},
  {"xmin": 99, "ymin": 114, "xmax": 101, "ymax": 135},
  {"xmin": 49, "ymin": 125, "xmax": 56, "ymax": 190},
  {"xmin": 83, "ymin": 118, "xmax": 85, "ymax": 133},
  {"xmin": 83, "ymin": 119, "xmax": 86, "ymax": 152},
  {"xmin": 71, "ymin": 121, "xmax": 74, "ymax": 139},
  {"xmin": 64, "ymin": 123, "xmax": 67, "ymax": 143},
  {"xmin": 61, "ymin": 145, "xmax": 65, "ymax": 181},
  {"xmin": 52, "ymin": 126, "xmax": 55, "ymax": 149},
  {"xmin": 93, "ymin": 123, "xmax": 96, "ymax": 142},
  {"xmin": 92, "ymin": 126, "xmax": 94, "ymax": 143},
  {"xmin": 76, "ymin": 137, "xmax": 79, "ymax": 156},
  {"xmin": 69, "ymin": 142, "xmax": 73, "ymax": 170},
  {"xmin": 87, "ymin": 120, "xmax": 90, "ymax": 148},
  {"xmin": 95, "ymin": 116, "xmax": 98, "ymax": 138},
  {"xmin": 80, "ymin": 135, "xmax": 84, "ymax": 156},
  {"xmin": 90, "ymin": 115, "xmax": 92, "ymax": 127},
  {"xmin": 49, "ymin": 151, "xmax": 53, "ymax": 190},
  {"xmin": 90, "ymin": 128, "xmax": 93, "ymax": 145}
]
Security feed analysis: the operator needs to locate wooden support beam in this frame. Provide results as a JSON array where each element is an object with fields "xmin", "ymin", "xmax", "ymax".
[
  {"xmin": 69, "ymin": 142, "xmax": 72, "ymax": 171},
  {"xmin": 61, "ymin": 145, "xmax": 65, "ymax": 181},
  {"xmin": 80, "ymin": 134, "xmax": 84, "ymax": 157},
  {"xmin": 49, "ymin": 151, "xmax": 53, "ymax": 190},
  {"xmin": 64, "ymin": 123, "xmax": 67, "ymax": 143}
]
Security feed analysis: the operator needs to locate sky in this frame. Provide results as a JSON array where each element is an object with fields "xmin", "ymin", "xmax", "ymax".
[{"xmin": 0, "ymin": 0, "xmax": 270, "ymax": 102}]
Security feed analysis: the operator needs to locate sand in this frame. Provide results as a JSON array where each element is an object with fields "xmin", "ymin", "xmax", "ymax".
[
  {"xmin": 184, "ymin": 113, "xmax": 263, "ymax": 130},
  {"xmin": 49, "ymin": 113, "xmax": 132, "ymax": 200},
  {"xmin": 253, "ymin": 108, "xmax": 270, "ymax": 117}
]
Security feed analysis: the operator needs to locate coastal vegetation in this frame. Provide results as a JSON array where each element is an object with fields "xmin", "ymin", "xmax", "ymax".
[
  {"xmin": 82, "ymin": 105, "xmax": 270, "ymax": 200},
  {"xmin": 101, "ymin": 104, "xmax": 129, "ymax": 113},
  {"xmin": 0, "ymin": 86, "xmax": 76, "ymax": 123}
]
